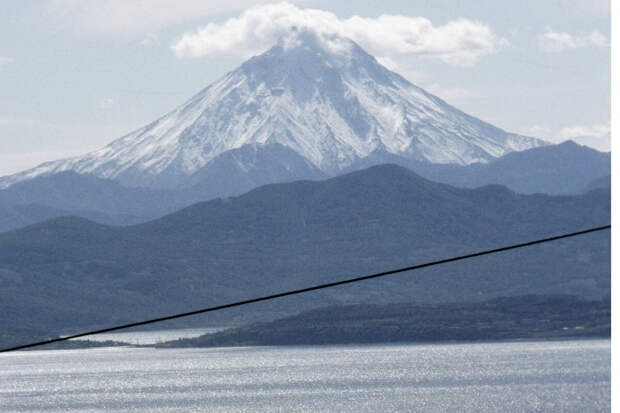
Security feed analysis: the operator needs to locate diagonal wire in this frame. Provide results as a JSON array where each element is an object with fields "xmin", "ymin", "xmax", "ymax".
[{"xmin": 0, "ymin": 224, "xmax": 610, "ymax": 353}]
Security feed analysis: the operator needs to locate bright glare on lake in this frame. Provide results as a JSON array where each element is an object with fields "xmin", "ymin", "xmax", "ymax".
[{"xmin": 0, "ymin": 339, "xmax": 609, "ymax": 412}]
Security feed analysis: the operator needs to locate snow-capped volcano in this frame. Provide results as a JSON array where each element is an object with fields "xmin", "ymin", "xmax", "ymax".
[{"xmin": 1, "ymin": 29, "xmax": 544, "ymax": 189}]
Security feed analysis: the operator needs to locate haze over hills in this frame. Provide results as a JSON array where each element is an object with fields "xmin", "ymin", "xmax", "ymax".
[
  {"xmin": 1, "ymin": 29, "xmax": 544, "ymax": 191},
  {"xmin": 0, "ymin": 165, "xmax": 609, "ymax": 337},
  {"xmin": 0, "ymin": 140, "xmax": 609, "ymax": 233},
  {"xmin": 381, "ymin": 140, "xmax": 611, "ymax": 195}
]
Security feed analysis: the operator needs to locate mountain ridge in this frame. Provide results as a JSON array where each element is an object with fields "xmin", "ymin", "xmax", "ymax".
[
  {"xmin": 0, "ymin": 164, "xmax": 609, "ymax": 335},
  {"xmin": 0, "ymin": 29, "xmax": 544, "ymax": 190}
]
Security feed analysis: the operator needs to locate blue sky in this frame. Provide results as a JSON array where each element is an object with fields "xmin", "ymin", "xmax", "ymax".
[{"xmin": 0, "ymin": 0, "xmax": 611, "ymax": 176}]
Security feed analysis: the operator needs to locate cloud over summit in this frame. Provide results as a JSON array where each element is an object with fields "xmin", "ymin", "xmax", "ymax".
[{"xmin": 172, "ymin": 2, "xmax": 504, "ymax": 66}]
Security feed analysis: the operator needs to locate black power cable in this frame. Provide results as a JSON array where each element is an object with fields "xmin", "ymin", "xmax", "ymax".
[{"xmin": 0, "ymin": 224, "xmax": 610, "ymax": 353}]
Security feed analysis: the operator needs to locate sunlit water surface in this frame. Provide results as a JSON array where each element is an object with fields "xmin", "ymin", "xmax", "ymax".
[
  {"xmin": 0, "ymin": 339, "xmax": 609, "ymax": 412},
  {"xmin": 72, "ymin": 328, "xmax": 226, "ymax": 345}
]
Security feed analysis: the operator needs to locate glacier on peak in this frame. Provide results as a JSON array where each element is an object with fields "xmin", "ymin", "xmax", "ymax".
[{"xmin": 0, "ymin": 29, "xmax": 545, "ymax": 189}]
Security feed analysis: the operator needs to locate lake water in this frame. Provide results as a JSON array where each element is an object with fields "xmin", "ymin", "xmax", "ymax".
[
  {"xmin": 0, "ymin": 339, "xmax": 609, "ymax": 412},
  {"xmin": 73, "ymin": 327, "xmax": 226, "ymax": 345}
]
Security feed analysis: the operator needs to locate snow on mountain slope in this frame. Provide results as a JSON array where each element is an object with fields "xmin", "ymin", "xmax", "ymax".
[{"xmin": 1, "ymin": 29, "xmax": 545, "ymax": 189}]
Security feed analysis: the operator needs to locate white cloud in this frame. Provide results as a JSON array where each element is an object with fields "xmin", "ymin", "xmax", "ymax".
[
  {"xmin": 0, "ymin": 57, "xmax": 15, "ymax": 67},
  {"xmin": 538, "ymin": 30, "xmax": 609, "ymax": 52},
  {"xmin": 47, "ymin": 0, "xmax": 306, "ymax": 35},
  {"xmin": 556, "ymin": 122, "xmax": 610, "ymax": 141},
  {"xmin": 172, "ymin": 2, "xmax": 504, "ymax": 66},
  {"xmin": 522, "ymin": 122, "xmax": 610, "ymax": 152},
  {"xmin": 556, "ymin": 122, "xmax": 610, "ymax": 151}
]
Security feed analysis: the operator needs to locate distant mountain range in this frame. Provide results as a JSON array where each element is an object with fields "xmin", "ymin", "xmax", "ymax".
[
  {"xmin": 382, "ymin": 140, "xmax": 610, "ymax": 194},
  {"xmin": 0, "ymin": 140, "xmax": 609, "ymax": 233},
  {"xmin": 0, "ymin": 165, "xmax": 609, "ymax": 337}
]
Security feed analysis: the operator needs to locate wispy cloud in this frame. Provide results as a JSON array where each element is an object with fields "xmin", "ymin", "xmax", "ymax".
[
  {"xmin": 538, "ymin": 30, "xmax": 609, "ymax": 52},
  {"xmin": 556, "ymin": 122, "xmax": 611, "ymax": 152},
  {"xmin": 522, "ymin": 122, "xmax": 610, "ymax": 152},
  {"xmin": 47, "ymin": 0, "xmax": 306, "ymax": 35},
  {"xmin": 172, "ymin": 2, "xmax": 505, "ymax": 66}
]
